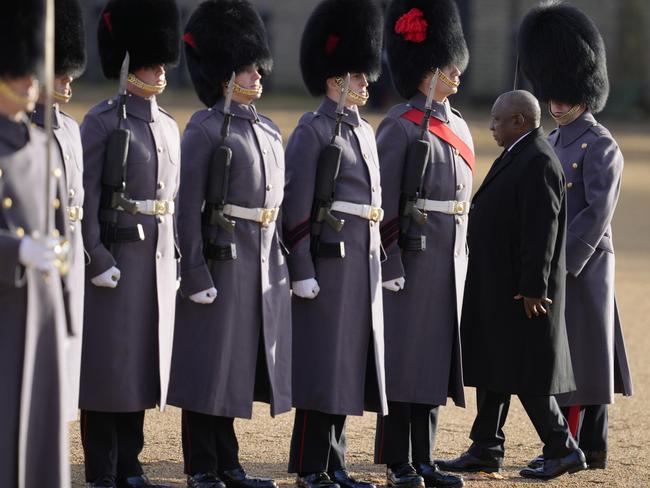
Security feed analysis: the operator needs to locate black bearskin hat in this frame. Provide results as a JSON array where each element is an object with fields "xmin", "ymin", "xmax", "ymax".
[
  {"xmin": 56, "ymin": 0, "xmax": 86, "ymax": 78},
  {"xmin": 0, "ymin": 0, "xmax": 44, "ymax": 78},
  {"xmin": 385, "ymin": 0, "xmax": 469, "ymax": 100},
  {"xmin": 183, "ymin": 0, "xmax": 272, "ymax": 107},
  {"xmin": 98, "ymin": 0, "xmax": 181, "ymax": 79},
  {"xmin": 517, "ymin": 1, "xmax": 609, "ymax": 113},
  {"xmin": 300, "ymin": 0, "xmax": 383, "ymax": 96}
]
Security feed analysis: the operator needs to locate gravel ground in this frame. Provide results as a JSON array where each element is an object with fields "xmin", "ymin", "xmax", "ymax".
[{"xmin": 66, "ymin": 96, "xmax": 649, "ymax": 487}]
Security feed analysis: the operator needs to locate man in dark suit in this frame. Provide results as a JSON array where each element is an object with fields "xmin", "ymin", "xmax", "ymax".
[{"xmin": 437, "ymin": 90, "xmax": 587, "ymax": 480}]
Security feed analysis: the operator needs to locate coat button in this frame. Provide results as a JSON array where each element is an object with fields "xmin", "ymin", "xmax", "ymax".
[
  {"xmin": 266, "ymin": 184, "xmax": 273, "ymax": 191},
  {"xmin": 69, "ymin": 188, "xmax": 76, "ymax": 198},
  {"xmin": 3, "ymin": 197, "xmax": 13, "ymax": 209},
  {"xmin": 157, "ymin": 147, "xmax": 163, "ymax": 153},
  {"xmin": 107, "ymin": 100, "xmax": 114, "ymax": 105},
  {"xmin": 0, "ymin": 168, "xmax": 3, "ymax": 178},
  {"xmin": 262, "ymin": 149, "xmax": 268, "ymax": 156},
  {"xmin": 572, "ymin": 163, "xmax": 578, "ymax": 169},
  {"xmin": 363, "ymin": 153, "xmax": 369, "ymax": 160},
  {"xmin": 371, "ymin": 186, "xmax": 376, "ymax": 192},
  {"xmin": 51, "ymin": 229, "xmax": 60, "ymax": 238},
  {"xmin": 157, "ymin": 181, "xmax": 165, "ymax": 190},
  {"xmin": 369, "ymin": 253, "xmax": 373, "ymax": 260},
  {"xmin": 581, "ymin": 143, "xmax": 588, "ymax": 149},
  {"xmin": 70, "ymin": 224, "xmax": 76, "ymax": 232},
  {"xmin": 261, "ymin": 256, "xmax": 266, "ymax": 263},
  {"xmin": 16, "ymin": 226, "xmax": 25, "ymax": 237},
  {"xmin": 454, "ymin": 251, "xmax": 460, "ymax": 257},
  {"xmin": 567, "ymin": 182, "xmax": 574, "ymax": 189},
  {"xmin": 64, "ymin": 153, "xmax": 70, "ymax": 161},
  {"xmin": 454, "ymin": 148, "xmax": 460, "ymax": 156},
  {"xmin": 156, "ymin": 252, "xmax": 162, "ymax": 259},
  {"xmin": 369, "ymin": 221, "xmax": 374, "ymax": 227},
  {"xmin": 53, "ymin": 198, "xmax": 61, "ymax": 209},
  {"xmin": 53, "ymin": 168, "xmax": 62, "ymax": 178},
  {"xmin": 456, "ymin": 183, "xmax": 464, "ymax": 191},
  {"xmin": 455, "ymin": 217, "xmax": 462, "ymax": 224}
]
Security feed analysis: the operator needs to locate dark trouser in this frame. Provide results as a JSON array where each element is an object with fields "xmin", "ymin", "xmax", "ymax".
[
  {"xmin": 468, "ymin": 389, "xmax": 579, "ymax": 462},
  {"xmin": 288, "ymin": 409, "xmax": 347, "ymax": 475},
  {"xmin": 561, "ymin": 405, "xmax": 608, "ymax": 452},
  {"xmin": 80, "ymin": 410, "xmax": 145, "ymax": 482},
  {"xmin": 182, "ymin": 410, "xmax": 241, "ymax": 475},
  {"xmin": 374, "ymin": 401, "xmax": 440, "ymax": 466}
]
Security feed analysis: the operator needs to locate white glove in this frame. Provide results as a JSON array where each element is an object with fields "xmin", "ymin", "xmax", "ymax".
[
  {"xmin": 18, "ymin": 235, "xmax": 61, "ymax": 272},
  {"xmin": 382, "ymin": 276, "xmax": 405, "ymax": 292},
  {"xmin": 292, "ymin": 278, "xmax": 320, "ymax": 299},
  {"xmin": 91, "ymin": 266, "xmax": 121, "ymax": 288},
  {"xmin": 189, "ymin": 287, "xmax": 217, "ymax": 304}
]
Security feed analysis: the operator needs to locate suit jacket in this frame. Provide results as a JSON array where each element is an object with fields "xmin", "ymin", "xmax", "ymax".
[{"xmin": 461, "ymin": 128, "xmax": 575, "ymax": 395}]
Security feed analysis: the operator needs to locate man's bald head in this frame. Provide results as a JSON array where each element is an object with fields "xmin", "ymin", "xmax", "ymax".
[{"xmin": 490, "ymin": 90, "xmax": 541, "ymax": 148}]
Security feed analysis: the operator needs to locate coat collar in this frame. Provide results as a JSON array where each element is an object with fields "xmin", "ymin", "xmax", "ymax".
[
  {"xmin": 317, "ymin": 96, "xmax": 361, "ymax": 127},
  {"xmin": 555, "ymin": 111, "xmax": 597, "ymax": 148},
  {"xmin": 211, "ymin": 98, "xmax": 260, "ymax": 121},
  {"xmin": 123, "ymin": 93, "xmax": 158, "ymax": 122},
  {"xmin": 407, "ymin": 91, "xmax": 449, "ymax": 123},
  {"xmin": 0, "ymin": 113, "xmax": 30, "ymax": 150},
  {"xmin": 30, "ymin": 102, "xmax": 61, "ymax": 129}
]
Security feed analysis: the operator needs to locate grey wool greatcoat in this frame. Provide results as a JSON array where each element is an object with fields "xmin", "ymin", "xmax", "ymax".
[
  {"xmin": 549, "ymin": 111, "xmax": 633, "ymax": 406},
  {"xmin": 378, "ymin": 93, "xmax": 473, "ymax": 408},
  {"xmin": 33, "ymin": 102, "xmax": 85, "ymax": 421},
  {"xmin": 168, "ymin": 100, "xmax": 292, "ymax": 419},
  {"xmin": 283, "ymin": 97, "xmax": 388, "ymax": 416},
  {"xmin": 461, "ymin": 128, "xmax": 576, "ymax": 396},
  {"xmin": 80, "ymin": 93, "xmax": 180, "ymax": 412},
  {"xmin": 0, "ymin": 116, "xmax": 70, "ymax": 488}
]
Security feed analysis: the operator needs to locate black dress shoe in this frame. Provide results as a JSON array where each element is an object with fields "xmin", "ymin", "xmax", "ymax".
[
  {"xmin": 414, "ymin": 462, "xmax": 463, "ymax": 488},
  {"xmin": 519, "ymin": 450, "xmax": 587, "ymax": 480},
  {"xmin": 435, "ymin": 452, "xmax": 501, "ymax": 473},
  {"xmin": 219, "ymin": 468, "xmax": 277, "ymax": 488},
  {"xmin": 116, "ymin": 474, "xmax": 170, "ymax": 488},
  {"xmin": 188, "ymin": 472, "xmax": 227, "ymax": 488},
  {"xmin": 296, "ymin": 472, "xmax": 340, "ymax": 488},
  {"xmin": 386, "ymin": 463, "xmax": 425, "ymax": 488},
  {"xmin": 527, "ymin": 454, "xmax": 544, "ymax": 469},
  {"xmin": 89, "ymin": 475, "xmax": 117, "ymax": 487},
  {"xmin": 328, "ymin": 469, "xmax": 375, "ymax": 488},
  {"xmin": 584, "ymin": 450, "xmax": 607, "ymax": 469}
]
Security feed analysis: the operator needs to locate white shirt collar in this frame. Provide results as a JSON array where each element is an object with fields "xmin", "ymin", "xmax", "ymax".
[{"xmin": 507, "ymin": 130, "xmax": 533, "ymax": 152}]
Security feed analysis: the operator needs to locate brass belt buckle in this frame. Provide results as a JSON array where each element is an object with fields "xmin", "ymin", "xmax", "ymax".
[
  {"xmin": 154, "ymin": 200, "xmax": 168, "ymax": 215},
  {"xmin": 453, "ymin": 201, "xmax": 466, "ymax": 215},
  {"xmin": 369, "ymin": 206, "xmax": 381, "ymax": 222},
  {"xmin": 260, "ymin": 208, "xmax": 276, "ymax": 227}
]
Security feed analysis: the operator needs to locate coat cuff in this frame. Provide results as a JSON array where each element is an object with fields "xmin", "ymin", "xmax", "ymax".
[
  {"xmin": 566, "ymin": 231, "xmax": 595, "ymax": 277},
  {"xmin": 86, "ymin": 243, "xmax": 117, "ymax": 279},
  {"xmin": 381, "ymin": 252, "xmax": 405, "ymax": 281},
  {"xmin": 287, "ymin": 251, "xmax": 316, "ymax": 282},
  {"xmin": 180, "ymin": 263, "xmax": 214, "ymax": 297},
  {"xmin": 0, "ymin": 235, "xmax": 23, "ymax": 287}
]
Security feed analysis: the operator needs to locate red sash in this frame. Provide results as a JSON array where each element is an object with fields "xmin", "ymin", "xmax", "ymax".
[{"xmin": 401, "ymin": 108, "xmax": 475, "ymax": 172}]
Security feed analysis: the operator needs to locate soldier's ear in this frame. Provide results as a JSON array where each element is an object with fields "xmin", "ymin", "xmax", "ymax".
[{"xmin": 512, "ymin": 113, "xmax": 525, "ymax": 127}]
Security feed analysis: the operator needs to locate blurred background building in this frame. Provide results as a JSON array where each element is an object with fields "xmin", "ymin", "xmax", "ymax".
[{"xmin": 82, "ymin": 0, "xmax": 650, "ymax": 116}]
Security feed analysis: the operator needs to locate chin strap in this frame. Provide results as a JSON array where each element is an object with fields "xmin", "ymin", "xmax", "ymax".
[
  {"xmin": 0, "ymin": 79, "xmax": 34, "ymax": 106},
  {"xmin": 127, "ymin": 73, "xmax": 166, "ymax": 95},
  {"xmin": 233, "ymin": 82, "xmax": 262, "ymax": 97},
  {"xmin": 53, "ymin": 90, "xmax": 71, "ymax": 104},
  {"xmin": 549, "ymin": 102, "xmax": 582, "ymax": 124},
  {"xmin": 437, "ymin": 69, "xmax": 460, "ymax": 88},
  {"xmin": 334, "ymin": 76, "xmax": 369, "ymax": 104}
]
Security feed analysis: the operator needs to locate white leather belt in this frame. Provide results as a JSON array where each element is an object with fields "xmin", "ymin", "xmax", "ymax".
[
  {"xmin": 415, "ymin": 199, "xmax": 470, "ymax": 215},
  {"xmin": 128, "ymin": 199, "xmax": 175, "ymax": 216},
  {"xmin": 67, "ymin": 205, "xmax": 84, "ymax": 222},
  {"xmin": 223, "ymin": 204, "xmax": 279, "ymax": 227},
  {"xmin": 331, "ymin": 201, "xmax": 384, "ymax": 222}
]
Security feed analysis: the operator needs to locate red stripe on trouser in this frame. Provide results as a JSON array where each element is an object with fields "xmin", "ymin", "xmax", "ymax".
[
  {"xmin": 567, "ymin": 405, "xmax": 581, "ymax": 438},
  {"xmin": 377, "ymin": 416, "xmax": 385, "ymax": 464},
  {"xmin": 298, "ymin": 411, "xmax": 308, "ymax": 472}
]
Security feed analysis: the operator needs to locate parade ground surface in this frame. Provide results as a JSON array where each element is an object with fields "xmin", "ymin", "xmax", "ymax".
[{"xmin": 66, "ymin": 90, "xmax": 650, "ymax": 487}]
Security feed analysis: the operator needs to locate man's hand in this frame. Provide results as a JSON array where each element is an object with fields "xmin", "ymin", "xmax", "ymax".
[
  {"xmin": 514, "ymin": 294, "xmax": 553, "ymax": 319},
  {"xmin": 292, "ymin": 278, "xmax": 320, "ymax": 299},
  {"xmin": 382, "ymin": 276, "xmax": 405, "ymax": 292},
  {"xmin": 91, "ymin": 266, "xmax": 121, "ymax": 288},
  {"xmin": 189, "ymin": 287, "xmax": 217, "ymax": 304}
]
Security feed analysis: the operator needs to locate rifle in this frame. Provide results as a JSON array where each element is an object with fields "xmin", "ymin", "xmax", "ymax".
[
  {"xmin": 397, "ymin": 68, "xmax": 439, "ymax": 252},
  {"xmin": 309, "ymin": 73, "xmax": 349, "ymax": 259},
  {"xmin": 202, "ymin": 72, "xmax": 237, "ymax": 262},
  {"xmin": 99, "ymin": 52, "xmax": 144, "ymax": 250}
]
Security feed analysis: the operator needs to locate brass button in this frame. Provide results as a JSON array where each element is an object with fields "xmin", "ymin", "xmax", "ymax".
[
  {"xmin": 69, "ymin": 188, "xmax": 76, "ymax": 198},
  {"xmin": 454, "ymin": 148, "xmax": 460, "ymax": 156},
  {"xmin": 0, "ymin": 168, "xmax": 3, "ymax": 178},
  {"xmin": 363, "ymin": 153, "xmax": 369, "ymax": 160},
  {"xmin": 261, "ymin": 256, "xmax": 266, "ymax": 263},
  {"xmin": 16, "ymin": 226, "xmax": 25, "ymax": 237},
  {"xmin": 2, "ymin": 197, "xmax": 13, "ymax": 209},
  {"xmin": 70, "ymin": 224, "xmax": 76, "ymax": 233},
  {"xmin": 266, "ymin": 184, "xmax": 273, "ymax": 191},
  {"xmin": 51, "ymin": 229, "xmax": 60, "ymax": 238},
  {"xmin": 567, "ymin": 182, "xmax": 574, "ymax": 189},
  {"xmin": 371, "ymin": 186, "xmax": 376, "ymax": 192},
  {"xmin": 53, "ymin": 198, "xmax": 61, "ymax": 209},
  {"xmin": 156, "ymin": 252, "xmax": 162, "ymax": 259},
  {"xmin": 64, "ymin": 153, "xmax": 70, "ymax": 161},
  {"xmin": 581, "ymin": 143, "xmax": 588, "ymax": 149},
  {"xmin": 157, "ymin": 147, "xmax": 163, "ymax": 153},
  {"xmin": 456, "ymin": 183, "xmax": 464, "ymax": 191},
  {"xmin": 262, "ymin": 149, "xmax": 268, "ymax": 156},
  {"xmin": 107, "ymin": 100, "xmax": 114, "ymax": 105},
  {"xmin": 53, "ymin": 168, "xmax": 62, "ymax": 178},
  {"xmin": 572, "ymin": 163, "xmax": 578, "ymax": 169},
  {"xmin": 157, "ymin": 181, "xmax": 165, "ymax": 190}
]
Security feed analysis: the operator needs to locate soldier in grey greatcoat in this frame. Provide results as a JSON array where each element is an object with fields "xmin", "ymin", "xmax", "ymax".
[
  {"xmin": 78, "ymin": 1, "xmax": 181, "ymax": 486},
  {"xmin": 283, "ymin": 2, "xmax": 387, "ymax": 488},
  {"xmin": 167, "ymin": 2, "xmax": 291, "ymax": 488},
  {"xmin": 374, "ymin": 2, "xmax": 472, "ymax": 487},
  {"xmin": 0, "ymin": 2, "xmax": 71, "ymax": 486},
  {"xmin": 517, "ymin": 2, "xmax": 633, "ymax": 471},
  {"xmin": 31, "ymin": 0, "xmax": 87, "ymax": 423}
]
